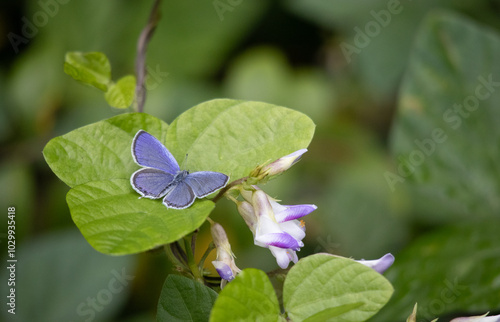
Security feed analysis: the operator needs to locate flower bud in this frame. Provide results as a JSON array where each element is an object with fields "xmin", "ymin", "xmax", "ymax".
[
  {"xmin": 210, "ymin": 222, "xmax": 240, "ymax": 282},
  {"xmin": 261, "ymin": 149, "xmax": 308, "ymax": 177},
  {"xmin": 355, "ymin": 253, "xmax": 395, "ymax": 274}
]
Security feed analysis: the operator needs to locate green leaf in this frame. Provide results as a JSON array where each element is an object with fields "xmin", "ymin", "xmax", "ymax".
[
  {"xmin": 389, "ymin": 11, "xmax": 500, "ymax": 222},
  {"xmin": 372, "ymin": 221, "xmax": 500, "ymax": 322},
  {"xmin": 66, "ymin": 179, "xmax": 214, "ymax": 255},
  {"xmin": 166, "ymin": 99, "xmax": 316, "ymax": 181},
  {"xmin": 64, "ymin": 51, "xmax": 112, "ymax": 91},
  {"xmin": 0, "ymin": 229, "xmax": 137, "ymax": 322},
  {"xmin": 105, "ymin": 75, "xmax": 136, "ymax": 108},
  {"xmin": 43, "ymin": 113, "xmax": 168, "ymax": 187},
  {"xmin": 210, "ymin": 268, "xmax": 280, "ymax": 322},
  {"xmin": 283, "ymin": 254, "xmax": 393, "ymax": 322},
  {"xmin": 157, "ymin": 275, "xmax": 218, "ymax": 322}
]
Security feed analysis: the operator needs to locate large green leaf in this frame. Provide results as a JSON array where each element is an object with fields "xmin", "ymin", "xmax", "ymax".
[
  {"xmin": 66, "ymin": 179, "xmax": 214, "ymax": 254},
  {"xmin": 372, "ymin": 220, "xmax": 500, "ymax": 322},
  {"xmin": 283, "ymin": 254, "xmax": 393, "ymax": 322},
  {"xmin": 209, "ymin": 268, "xmax": 281, "ymax": 322},
  {"xmin": 157, "ymin": 275, "xmax": 218, "ymax": 322},
  {"xmin": 43, "ymin": 112, "xmax": 168, "ymax": 188},
  {"xmin": 166, "ymin": 99, "xmax": 316, "ymax": 181},
  {"xmin": 0, "ymin": 229, "xmax": 137, "ymax": 322},
  {"xmin": 389, "ymin": 11, "xmax": 500, "ymax": 222}
]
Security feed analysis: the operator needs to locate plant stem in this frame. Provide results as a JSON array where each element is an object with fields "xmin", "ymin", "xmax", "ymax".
[
  {"xmin": 183, "ymin": 236, "xmax": 203, "ymax": 283},
  {"xmin": 135, "ymin": 0, "xmax": 162, "ymax": 113},
  {"xmin": 212, "ymin": 176, "xmax": 248, "ymax": 203}
]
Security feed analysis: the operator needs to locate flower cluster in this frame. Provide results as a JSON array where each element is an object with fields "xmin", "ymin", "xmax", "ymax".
[{"xmin": 210, "ymin": 149, "xmax": 395, "ymax": 283}]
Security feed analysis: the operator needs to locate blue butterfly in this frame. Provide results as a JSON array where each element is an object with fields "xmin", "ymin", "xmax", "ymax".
[{"xmin": 130, "ymin": 130, "xmax": 229, "ymax": 209}]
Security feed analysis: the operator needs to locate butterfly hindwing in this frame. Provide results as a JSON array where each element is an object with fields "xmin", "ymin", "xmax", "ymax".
[
  {"xmin": 183, "ymin": 171, "xmax": 229, "ymax": 198},
  {"xmin": 163, "ymin": 181, "xmax": 196, "ymax": 209},
  {"xmin": 131, "ymin": 168, "xmax": 174, "ymax": 199},
  {"xmin": 132, "ymin": 130, "xmax": 179, "ymax": 174}
]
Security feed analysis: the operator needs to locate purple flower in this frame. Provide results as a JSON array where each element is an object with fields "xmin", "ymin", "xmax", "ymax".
[
  {"xmin": 238, "ymin": 187, "xmax": 317, "ymax": 269},
  {"xmin": 210, "ymin": 222, "xmax": 240, "ymax": 282},
  {"xmin": 355, "ymin": 253, "xmax": 395, "ymax": 274}
]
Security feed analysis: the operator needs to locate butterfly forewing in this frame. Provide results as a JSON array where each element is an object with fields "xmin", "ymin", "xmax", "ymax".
[
  {"xmin": 132, "ymin": 130, "xmax": 180, "ymax": 174},
  {"xmin": 131, "ymin": 168, "xmax": 174, "ymax": 199},
  {"xmin": 163, "ymin": 181, "xmax": 196, "ymax": 209},
  {"xmin": 183, "ymin": 171, "xmax": 229, "ymax": 198}
]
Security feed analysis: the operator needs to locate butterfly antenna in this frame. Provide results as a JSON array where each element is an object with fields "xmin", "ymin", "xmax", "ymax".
[{"xmin": 181, "ymin": 153, "xmax": 189, "ymax": 170}]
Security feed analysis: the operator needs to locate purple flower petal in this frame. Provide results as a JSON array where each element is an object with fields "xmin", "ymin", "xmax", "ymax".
[
  {"xmin": 256, "ymin": 232, "xmax": 303, "ymax": 251},
  {"xmin": 212, "ymin": 261, "xmax": 235, "ymax": 281},
  {"xmin": 274, "ymin": 204, "xmax": 317, "ymax": 223},
  {"xmin": 356, "ymin": 253, "xmax": 395, "ymax": 274},
  {"xmin": 279, "ymin": 220, "xmax": 306, "ymax": 242}
]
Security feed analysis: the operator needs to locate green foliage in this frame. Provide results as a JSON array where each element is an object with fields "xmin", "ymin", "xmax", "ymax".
[
  {"xmin": 43, "ymin": 99, "xmax": 315, "ymax": 254},
  {"xmin": 0, "ymin": 230, "xmax": 136, "ymax": 322},
  {"xmin": 370, "ymin": 11, "xmax": 500, "ymax": 321},
  {"xmin": 389, "ymin": 11, "xmax": 500, "ymax": 222},
  {"xmin": 284, "ymin": 0, "xmax": 491, "ymax": 100},
  {"xmin": 209, "ymin": 269, "xmax": 281, "ymax": 322},
  {"xmin": 157, "ymin": 275, "xmax": 218, "ymax": 322},
  {"xmin": 64, "ymin": 51, "xmax": 136, "ymax": 109},
  {"xmin": 64, "ymin": 52, "xmax": 111, "ymax": 91},
  {"xmin": 374, "ymin": 221, "xmax": 500, "ymax": 321},
  {"xmin": 283, "ymin": 254, "xmax": 393, "ymax": 322}
]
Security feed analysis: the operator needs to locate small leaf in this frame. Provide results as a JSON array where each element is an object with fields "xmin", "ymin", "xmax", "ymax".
[
  {"xmin": 64, "ymin": 51, "xmax": 112, "ymax": 91},
  {"xmin": 283, "ymin": 254, "xmax": 393, "ymax": 322},
  {"xmin": 210, "ymin": 269, "xmax": 281, "ymax": 322},
  {"xmin": 105, "ymin": 75, "xmax": 136, "ymax": 108},
  {"xmin": 157, "ymin": 275, "xmax": 218, "ymax": 322}
]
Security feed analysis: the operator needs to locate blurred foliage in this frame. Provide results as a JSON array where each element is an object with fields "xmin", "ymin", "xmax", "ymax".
[{"xmin": 1, "ymin": 0, "xmax": 500, "ymax": 320}]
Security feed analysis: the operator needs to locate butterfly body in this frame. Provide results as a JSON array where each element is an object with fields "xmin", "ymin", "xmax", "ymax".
[{"xmin": 130, "ymin": 130, "xmax": 229, "ymax": 209}]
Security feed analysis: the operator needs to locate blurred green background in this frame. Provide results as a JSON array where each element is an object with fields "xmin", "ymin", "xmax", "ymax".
[{"xmin": 1, "ymin": 0, "xmax": 500, "ymax": 321}]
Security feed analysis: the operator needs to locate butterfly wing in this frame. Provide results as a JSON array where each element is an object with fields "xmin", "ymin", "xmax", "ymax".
[
  {"xmin": 183, "ymin": 171, "xmax": 229, "ymax": 198},
  {"xmin": 163, "ymin": 181, "xmax": 196, "ymax": 209},
  {"xmin": 131, "ymin": 130, "xmax": 180, "ymax": 174},
  {"xmin": 131, "ymin": 168, "xmax": 174, "ymax": 199}
]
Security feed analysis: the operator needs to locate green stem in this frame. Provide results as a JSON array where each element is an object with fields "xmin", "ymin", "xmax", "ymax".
[
  {"xmin": 183, "ymin": 237, "xmax": 203, "ymax": 283},
  {"xmin": 163, "ymin": 243, "xmax": 189, "ymax": 272},
  {"xmin": 212, "ymin": 176, "xmax": 248, "ymax": 203},
  {"xmin": 198, "ymin": 241, "xmax": 216, "ymax": 273}
]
